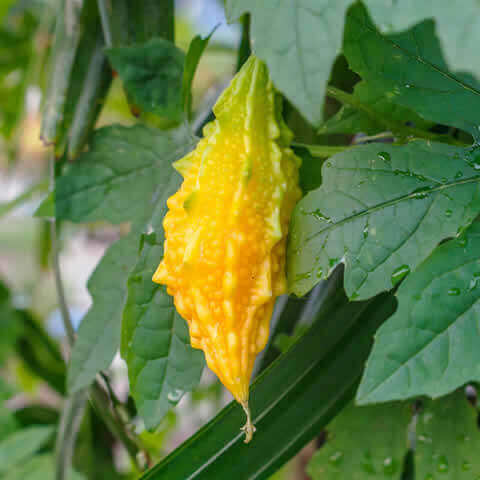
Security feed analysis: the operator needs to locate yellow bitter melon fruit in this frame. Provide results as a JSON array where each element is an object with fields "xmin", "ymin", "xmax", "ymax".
[{"xmin": 153, "ymin": 55, "xmax": 301, "ymax": 442}]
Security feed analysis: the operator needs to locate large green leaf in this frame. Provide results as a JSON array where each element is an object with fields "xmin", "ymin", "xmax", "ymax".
[
  {"xmin": 139, "ymin": 278, "xmax": 397, "ymax": 480},
  {"xmin": 288, "ymin": 141, "xmax": 480, "ymax": 300},
  {"xmin": 415, "ymin": 390, "xmax": 480, "ymax": 479},
  {"xmin": 67, "ymin": 233, "xmax": 138, "ymax": 392},
  {"xmin": 365, "ymin": 0, "xmax": 480, "ymax": 82},
  {"xmin": 319, "ymin": 81, "xmax": 432, "ymax": 136},
  {"xmin": 121, "ymin": 202, "xmax": 205, "ymax": 431},
  {"xmin": 307, "ymin": 402, "xmax": 411, "ymax": 479},
  {"xmin": 64, "ymin": 125, "xmax": 196, "ymax": 392},
  {"xmin": 0, "ymin": 426, "xmax": 54, "ymax": 474},
  {"xmin": 357, "ymin": 222, "xmax": 480, "ymax": 404},
  {"xmin": 226, "ymin": 0, "xmax": 352, "ymax": 126},
  {"xmin": 107, "ymin": 38, "xmax": 184, "ymax": 123},
  {"xmin": 344, "ymin": 3, "xmax": 480, "ymax": 138},
  {"xmin": 54, "ymin": 125, "xmax": 190, "ymax": 224}
]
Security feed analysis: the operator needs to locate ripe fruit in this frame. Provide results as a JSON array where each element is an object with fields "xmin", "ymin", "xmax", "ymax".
[{"xmin": 153, "ymin": 55, "xmax": 301, "ymax": 442}]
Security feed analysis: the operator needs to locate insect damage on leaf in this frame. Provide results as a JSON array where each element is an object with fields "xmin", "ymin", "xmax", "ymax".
[{"xmin": 153, "ymin": 56, "xmax": 301, "ymax": 442}]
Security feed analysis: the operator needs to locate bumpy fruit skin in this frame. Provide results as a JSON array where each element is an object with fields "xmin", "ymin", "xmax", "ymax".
[{"xmin": 153, "ymin": 56, "xmax": 301, "ymax": 441}]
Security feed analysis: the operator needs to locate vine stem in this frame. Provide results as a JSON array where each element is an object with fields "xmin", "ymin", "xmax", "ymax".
[
  {"xmin": 292, "ymin": 142, "xmax": 350, "ymax": 157},
  {"xmin": 325, "ymin": 85, "xmax": 466, "ymax": 146},
  {"xmin": 49, "ymin": 152, "xmax": 76, "ymax": 347},
  {"xmin": 97, "ymin": 0, "xmax": 113, "ymax": 47}
]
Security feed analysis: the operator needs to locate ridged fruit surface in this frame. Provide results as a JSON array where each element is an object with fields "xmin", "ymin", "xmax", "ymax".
[{"xmin": 153, "ymin": 56, "xmax": 301, "ymax": 441}]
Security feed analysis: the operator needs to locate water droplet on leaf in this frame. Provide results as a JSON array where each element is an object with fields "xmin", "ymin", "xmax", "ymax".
[
  {"xmin": 378, "ymin": 151, "xmax": 391, "ymax": 163},
  {"xmin": 391, "ymin": 265, "xmax": 410, "ymax": 286},
  {"xmin": 448, "ymin": 287, "xmax": 460, "ymax": 296}
]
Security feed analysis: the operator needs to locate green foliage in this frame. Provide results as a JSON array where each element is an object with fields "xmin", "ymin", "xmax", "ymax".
[
  {"xmin": 357, "ymin": 222, "xmax": 480, "ymax": 403},
  {"xmin": 415, "ymin": 391, "xmax": 480, "ymax": 478},
  {"xmin": 182, "ymin": 28, "xmax": 216, "ymax": 120},
  {"xmin": 319, "ymin": 81, "xmax": 432, "ymax": 136},
  {"xmin": 288, "ymin": 141, "xmax": 480, "ymax": 299},
  {"xmin": 63, "ymin": 124, "xmax": 197, "ymax": 394},
  {"xmin": 121, "ymin": 224, "xmax": 205, "ymax": 431},
  {"xmin": 8, "ymin": 0, "xmax": 480, "ymax": 478},
  {"xmin": 307, "ymin": 402, "xmax": 411, "ymax": 479},
  {"xmin": 107, "ymin": 38, "xmax": 184, "ymax": 123},
  {"xmin": 344, "ymin": 3, "xmax": 480, "ymax": 139},
  {"xmin": 0, "ymin": 425, "xmax": 54, "ymax": 474}
]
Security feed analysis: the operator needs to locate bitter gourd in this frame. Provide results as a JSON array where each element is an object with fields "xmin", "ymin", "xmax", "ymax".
[{"xmin": 153, "ymin": 55, "xmax": 301, "ymax": 442}]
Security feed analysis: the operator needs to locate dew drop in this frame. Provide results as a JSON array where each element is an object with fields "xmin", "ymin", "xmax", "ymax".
[
  {"xmin": 363, "ymin": 225, "xmax": 369, "ymax": 239},
  {"xmin": 383, "ymin": 457, "xmax": 398, "ymax": 475},
  {"xmin": 455, "ymin": 170, "xmax": 463, "ymax": 179},
  {"xmin": 448, "ymin": 287, "xmax": 460, "ymax": 296},
  {"xmin": 436, "ymin": 454, "xmax": 449, "ymax": 473},
  {"xmin": 316, "ymin": 267, "xmax": 323, "ymax": 278},
  {"xmin": 445, "ymin": 209, "xmax": 453, "ymax": 217},
  {"xmin": 326, "ymin": 161, "xmax": 332, "ymax": 168},
  {"xmin": 405, "ymin": 84, "xmax": 411, "ymax": 88},
  {"xmin": 309, "ymin": 209, "xmax": 332, "ymax": 223},
  {"xmin": 329, "ymin": 451, "xmax": 344, "ymax": 465},
  {"xmin": 391, "ymin": 265, "xmax": 410, "ymax": 286},
  {"xmin": 378, "ymin": 151, "xmax": 391, "ymax": 163},
  {"xmin": 167, "ymin": 389, "xmax": 184, "ymax": 402}
]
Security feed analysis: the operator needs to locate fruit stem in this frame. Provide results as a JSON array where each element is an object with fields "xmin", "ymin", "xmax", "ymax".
[{"xmin": 240, "ymin": 401, "xmax": 256, "ymax": 443}]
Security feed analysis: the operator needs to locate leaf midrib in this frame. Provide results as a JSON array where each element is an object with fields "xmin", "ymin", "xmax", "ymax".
[{"xmin": 305, "ymin": 175, "xmax": 480, "ymax": 244}]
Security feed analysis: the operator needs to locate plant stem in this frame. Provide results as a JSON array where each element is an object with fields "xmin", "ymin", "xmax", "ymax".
[
  {"xmin": 49, "ymin": 152, "xmax": 76, "ymax": 347},
  {"xmin": 97, "ymin": 0, "xmax": 113, "ymax": 47},
  {"xmin": 89, "ymin": 382, "xmax": 143, "ymax": 471},
  {"xmin": 325, "ymin": 86, "xmax": 466, "ymax": 146},
  {"xmin": 292, "ymin": 142, "xmax": 351, "ymax": 157}
]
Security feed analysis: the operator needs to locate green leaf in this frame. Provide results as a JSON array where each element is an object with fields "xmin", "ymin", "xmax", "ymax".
[
  {"xmin": 6, "ymin": 454, "xmax": 85, "ymax": 480},
  {"xmin": 307, "ymin": 402, "xmax": 411, "ymax": 479},
  {"xmin": 0, "ymin": 281, "xmax": 21, "ymax": 362},
  {"xmin": 107, "ymin": 38, "xmax": 184, "ymax": 123},
  {"xmin": 121, "ymin": 202, "xmax": 205, "ymax": 431},
  {"xmin": 364, "ymin": 0, "xmax": 480, "ymax": 82},
  {"xmin": 67, "ymin": 233, "xmax": 138, "ymax": 392},
  {"xmin": 415, "ymin": 390, "xmax": 480, "ymax": 478},
  {"xmin": 320, "ymin": 81, "xmax": 432, "ymax": 136},
  {"xmin": 139, "ymin": 280, "xmax": 397, "ymax": 479},
  {"xmin": 66, "ymin": 125, "xmax": 196, "ymax": 392},
  {"xmin": 15, "ymin": 310, "xmax": 66, "ymax": 395},
  {"xmin": 109, "ymin": 0, "xmax": 174, "ymax": 46},
  {"xmin": 0, "ymin": 426, "xmax": 54, "ymax": 474},
  {"xmin": 357, "ymin": 222, "xmax": 480, "ymax": 404},
  {"xmin": 226, "ymin": 0, "xmax": 352, "ymax": 126},
  {"xmin": 182, "ymin": 28, "xmax": 217, "ymax": 120},
  {"xmin": 287, "ymin": 141, "xmax": 480, "ymax": 300},
  {"xmin": 295, "ymin": 146, "xmax": 325, "ymax": 194},
  {"xmin": 344, "ymin": 3, "xmax": 480, "ymax": 138},
  {"xmin": 55, "ymin": 124, "xmax": 191, "ymax": 224}
]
